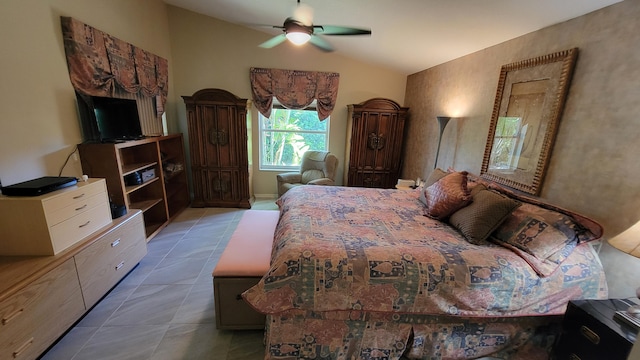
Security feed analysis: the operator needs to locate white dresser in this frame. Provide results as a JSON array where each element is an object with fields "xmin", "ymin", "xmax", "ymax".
[{"xmin": 0, "ymin": 178, "xmax": 112, "ymax": 255}]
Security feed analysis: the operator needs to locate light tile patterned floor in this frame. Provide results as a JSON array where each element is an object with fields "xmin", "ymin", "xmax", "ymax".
[{"xmin": 41, "ymin": 198, "xmax": 278, "ymax": 360}]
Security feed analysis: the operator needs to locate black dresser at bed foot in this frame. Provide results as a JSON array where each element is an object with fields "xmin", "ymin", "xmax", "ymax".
[{"xmin": 553, "ymin": 298, "xmax": 638, "ymax": 360}]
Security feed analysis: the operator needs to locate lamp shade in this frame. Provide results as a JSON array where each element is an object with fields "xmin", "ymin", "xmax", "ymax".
[
  {"xmin": 608, "ymin": 220, "xmax": 640, "ymax": 258},
  {"xmin": 434, "ymin": 116, "xmax": 451, "ymax": 169},
  {"xmin": 286, "ymin": 31, "xmax": 311, "ymax": 45}
]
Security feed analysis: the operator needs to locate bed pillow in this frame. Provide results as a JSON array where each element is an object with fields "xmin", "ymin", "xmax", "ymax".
[
  {"xmin": 490, "ymin": 202, "xmax": 600, "ymax": 276},
  {"xmin": 484, "ymin": 180, "xmax": 603, "ymax": 244},
  {"xmin": 424, "ymin": 168, "xmax": 448, "ymax": 187},
  {"xmin": 419, "ymin": 168, "xmax": 448, "ymax": 206},
  {"xmin": 449, "ymin": 187, "xmax": 521, "ymax": 245},
  {"xmin": 491, "ymin": 237, "xmax": 579, "ymax": 277},
  {"xmin": 420, "ymin": 171, "xmax": 471, "ymax": 220}
]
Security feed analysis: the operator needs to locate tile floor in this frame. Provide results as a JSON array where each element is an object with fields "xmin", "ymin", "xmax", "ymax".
[{"xmin": 41, "ymin": 198, "xmax": 279, "ymax": 360}]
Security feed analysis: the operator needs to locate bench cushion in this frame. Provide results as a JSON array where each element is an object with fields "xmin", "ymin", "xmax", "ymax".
[{"xmin": 213, "ymin": 209, "xmax": 278, "ymax": 277}]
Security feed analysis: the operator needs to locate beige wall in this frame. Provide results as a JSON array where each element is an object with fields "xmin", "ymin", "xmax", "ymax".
[
  {"xmin": 403, "ymin": 1, "xmax": 640, "ymax": 298},
  {"xmin": 165, "ymin": 6, "xmax": 407, "ymax": 197},
  {"xmin": 0, "ymin": 0, "xmax": 173, "ymax": 186},
  {"xmin": 2, "ymin": 0, "xmax": 636, "ymax": 297},
  {"xmin": 0, "ymin": 1, "xmax": 405, "ymax": 201}
]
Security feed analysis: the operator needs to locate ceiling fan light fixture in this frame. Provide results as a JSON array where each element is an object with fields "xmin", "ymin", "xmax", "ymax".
[
  {"xmin": 258, "ymin": 4, "xmax": 369, "ymax": 52},
  {"xmin": 286, "ymin": 31, "xmax": 311, "ymax": 45}
]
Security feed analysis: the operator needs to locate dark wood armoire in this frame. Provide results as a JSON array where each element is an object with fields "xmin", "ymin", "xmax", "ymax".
[
  {"xmin": 345, "ymin": 98, "xmax": 409, "ymax": 188},
  {"xmin": 182, "ymin": 89, "xmax": 250, "ymax": 208}
]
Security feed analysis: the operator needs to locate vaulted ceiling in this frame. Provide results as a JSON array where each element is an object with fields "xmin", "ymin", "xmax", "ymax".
[{"xmin": 163, "ymin": 0, "xmax": 621, "ymax": 75}]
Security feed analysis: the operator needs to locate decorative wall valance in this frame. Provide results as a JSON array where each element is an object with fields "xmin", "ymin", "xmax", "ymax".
[
  {"xmin": 250, "ymin": 67, "xmax": 339, "ymax": 121},
  {"xmin": 60, "ymin": 17, "xmax": 168, "ymax": 115}
]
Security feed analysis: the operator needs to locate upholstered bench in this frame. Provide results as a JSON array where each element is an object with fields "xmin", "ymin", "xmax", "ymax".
[{"xmin": 212, "ymin": 209, "xmax": 278, "ymax": 330}]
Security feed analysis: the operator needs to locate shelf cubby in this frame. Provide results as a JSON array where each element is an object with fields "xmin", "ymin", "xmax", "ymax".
[{"xmin": 78, "ymin": 134, "xmax": 190, "ymax": 242}]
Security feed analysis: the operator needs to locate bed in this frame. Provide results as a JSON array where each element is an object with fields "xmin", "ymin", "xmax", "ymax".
[{"xmin": 243, "ymin": 171, "xmax": 607, "ymax": 359}]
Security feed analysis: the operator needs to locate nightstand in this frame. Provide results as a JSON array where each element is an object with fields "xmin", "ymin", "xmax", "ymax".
[{"xmin": 554, "ymin": 298, "xmax": 639, "ymax": 360}]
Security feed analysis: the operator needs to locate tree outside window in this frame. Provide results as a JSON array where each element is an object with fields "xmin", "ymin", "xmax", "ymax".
[{"xmin": 259, "ymin": 107, "xmax": 329, "ymax": 170}]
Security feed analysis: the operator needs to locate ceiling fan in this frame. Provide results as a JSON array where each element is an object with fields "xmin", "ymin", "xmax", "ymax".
[{"xmin": 258, "ymin": 0, "xmax": 372, "ymax": 52}]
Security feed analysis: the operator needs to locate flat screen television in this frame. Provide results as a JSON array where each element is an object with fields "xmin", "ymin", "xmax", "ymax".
[{"xmin": 76, "ymin": 93, "xmax": 144, "ymax": 143}]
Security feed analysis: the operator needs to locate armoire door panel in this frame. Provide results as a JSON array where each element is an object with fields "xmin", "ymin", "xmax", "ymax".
[
  {"xmin": 377, "ymin": 113, "xmax": 396, "ymax": 169},
  {"xmin": 187, "ymin": 110, "xmax": 205, "ymax": 168},
  {"xmin": 183, "ymin": 89, "xmax": 251, "ymax": 208},
  {"xmin": 346, "ymin": 98, "xmax": 409, "ymax": 188},
  {"xmin": 199, "ymin": 105, "xmax": 221, "ymax": 168},
  {"xmin": 212, "ymin": 105, "xmax": 235, "ymax": 168}
]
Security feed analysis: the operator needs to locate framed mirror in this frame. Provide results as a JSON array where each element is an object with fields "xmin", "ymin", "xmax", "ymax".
[{"xmin": 481, "ymin": 48, "xmax": 578, "ymax": 195}]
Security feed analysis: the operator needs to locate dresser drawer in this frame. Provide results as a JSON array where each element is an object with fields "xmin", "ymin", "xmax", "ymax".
[
  {"xmin": 0, "ymin": 178, "xmax": 112, "ymax": 256},
  {"xmin": 46, "ymin": 191, "xmax": 107, "ymax": 226},
  {"xmin": 555, "ymin": 300, "xmax": 635, "ymax": 360},
  {"xmin": 0, "ymin": 259, "xmax": 85, "ymax": 360},
  {"xmin": 42, "ymin": 179, "xmax": 106, "ymax": 215},
  {"xmin": 49, "ymin": 202, "xmax": 112, "ymax": 255},
  {"xmin": 75, "ymin": 211, "xmax": 147, "ymax": 308}
]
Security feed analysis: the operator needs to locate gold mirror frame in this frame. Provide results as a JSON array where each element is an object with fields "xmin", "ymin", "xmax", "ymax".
[{"xmin": 480, "ymin": 48, "xmax": 578, "ymax": 195}]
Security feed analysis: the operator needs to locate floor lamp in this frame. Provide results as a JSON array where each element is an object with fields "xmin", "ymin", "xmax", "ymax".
[{"xmin": 434, "ymin": 116, "xmax": 451, "ymax": 169}]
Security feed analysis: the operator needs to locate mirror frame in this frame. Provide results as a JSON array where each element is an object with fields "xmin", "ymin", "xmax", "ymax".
[{"xmin": 480, "ymin": 48, "xmax": 578, "ymax": 195}]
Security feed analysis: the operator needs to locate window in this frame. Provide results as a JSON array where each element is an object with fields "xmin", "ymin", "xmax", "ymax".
[
  {"xmin": 488, "ymin": 116, "xmax": 526, "ymax": 171},
  {"xmin": 259, "ymin": 106, "xmax": 329, "ymax": 170}
]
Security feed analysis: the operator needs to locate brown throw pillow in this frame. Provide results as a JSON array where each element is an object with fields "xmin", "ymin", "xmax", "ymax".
[
  {"xmin": 449, "ymin": 189, "xmax": 521, "ymax": 245},
  {"xmin": 422, "ymin": 171, "xmax": 472, "ymax": 220},
  {"xmin": 419, "ymin": 168, "xmax": 449, "ymax": 206}
]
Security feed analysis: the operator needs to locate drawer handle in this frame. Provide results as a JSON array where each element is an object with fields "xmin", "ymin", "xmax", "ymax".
[
  {"xmin": 13, "ymin": 337, "xmax": 34, "ymax": 358},
  {"xmin": 580, "ymin": 325, "xmax": 600, "ymax": 344},
  {"xmin": 569, "ymin": 354, "xmax": 581, "ymax": 360},
  {"xmin": 78, "ymin": 220, "xmax": 91, "ymax": 228},
  {"xmin": 115, "ymin": 261, "xmax": 125, "ymax": 270},
  {"xmin": 111, "ymin": 238, "xmax": 121, "ymax": 247},
  {"xmin": 2, "ymin": 308, "xmax": 24, "ymax": 325},
  {"xmin": 72, "ymin": 193, "xmax": 86, "ymax": 199},
  {"xmin": 75, "ymin": 204, "xmax": 88, "ymax": 211}
]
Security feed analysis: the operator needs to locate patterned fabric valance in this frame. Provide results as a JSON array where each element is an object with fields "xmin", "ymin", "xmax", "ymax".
[
  {"xmin": 60, "ymin": 17, "xmax": 168, "ymax": 115},
  {"xmin": 250, "ymin": 67, "xmax": 339, "ymax": 121}
]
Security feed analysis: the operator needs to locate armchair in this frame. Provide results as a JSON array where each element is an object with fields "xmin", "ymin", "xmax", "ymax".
[{"xmin": 277, "ymin": 151, "xmax": 339, "ymax": 197}]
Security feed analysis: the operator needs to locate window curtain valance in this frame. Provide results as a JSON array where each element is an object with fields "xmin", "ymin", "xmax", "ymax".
[
  {"xmin": 250, "ymin": 67, "xmax": 339, "ymax": 121},
  {"xmin": 60, "ymin": 17, "xmax": 168, "ymax": 115}
]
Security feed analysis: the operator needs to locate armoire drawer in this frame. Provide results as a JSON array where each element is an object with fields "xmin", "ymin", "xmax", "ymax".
[
  {"xmin": 0, "ymin": 258, "xmax": 85, "ymax": 360},
  {"xmin": 74, "ymin": 211, "xmax": 147, "ymax": 308}
]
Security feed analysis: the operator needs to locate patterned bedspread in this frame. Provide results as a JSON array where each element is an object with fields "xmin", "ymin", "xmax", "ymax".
[{"xmin": 244, "ymin": 185, "xmax": 607, "ymax": 318}]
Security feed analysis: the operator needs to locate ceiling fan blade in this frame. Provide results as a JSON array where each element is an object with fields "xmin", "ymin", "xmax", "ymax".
[
  {"xmin": 259, "ymin": 34, "xmax": 287, "ymax": 49},
  {"xmin": 314, "ymin": 25, "xmax": 371, "ymax": 36},
  {"xmin": 309, "ymin": 35, "xmax": 333, "ymax": 52}
]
